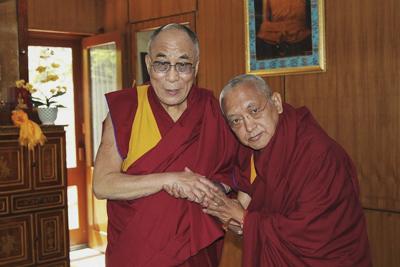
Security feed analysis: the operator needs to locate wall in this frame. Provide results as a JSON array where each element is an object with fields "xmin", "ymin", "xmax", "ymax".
[
  {"xmin": 0, "ymin": 0, "xmax": 20, "ymax": 101},
  {"xmin": 27, "ymin": 0, "xmax": 103, "ymax": 33},
  {"xmin": 285, "ymin": 0, "xmax": 400, "ymax": 214},
  {"xmin": 103, "ymin": 0, "xmax": 129, "ymax": 33},
  {"xmin": 129, "ymin": 0, "xmax": 196, "ymax": 23},
  {"xmin": 284, "ymin": 0, "xmax": 400, "ymax": 265}
]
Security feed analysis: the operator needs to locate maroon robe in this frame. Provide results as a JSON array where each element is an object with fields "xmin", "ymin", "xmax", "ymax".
[
  {"xmin": 105, "ymin": 85, "xmax": 238, "ymax": 267},
  {"xmin": 236, "ymin": 104, "xmax": 371, "ymax": 266}
]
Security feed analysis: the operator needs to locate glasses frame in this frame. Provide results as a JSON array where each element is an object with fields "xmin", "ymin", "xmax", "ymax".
[
  {"xmin": 149, "ymin": 59, "xmax": 195, "ymax": 75},
  {"xmin": 227, "ymin": 100, "xmax": 270, "ymax": 129}
]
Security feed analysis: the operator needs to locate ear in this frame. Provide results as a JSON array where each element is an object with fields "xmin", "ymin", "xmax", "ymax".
[
  {"xmin": 194, "ymin": 60, "xmax": 200, "ymax": 77},
  {"xmin": 271, "ymin": 92, "xmax": 283, "ymax": 114},
  {"xmin": 145, "ymin": 54, "xmax": 151, "ymax": 73}
]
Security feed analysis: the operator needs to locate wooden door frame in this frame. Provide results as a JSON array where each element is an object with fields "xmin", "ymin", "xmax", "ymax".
[{"xmin": 82, "ymin": 31, "xmax": 123, "ymax": 251}]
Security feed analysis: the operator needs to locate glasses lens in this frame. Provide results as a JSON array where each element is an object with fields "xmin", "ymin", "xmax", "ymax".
[
  {"xmin": 176, "ymin": 63, "xmax": 193, "ymax": 73},
  {"xmin": 153, "ymin": 62, "xmax": 170, "ymax": 72},
  {"xmin": 152, "ymin": 61, "xmax": 193, "ymax": 74}
]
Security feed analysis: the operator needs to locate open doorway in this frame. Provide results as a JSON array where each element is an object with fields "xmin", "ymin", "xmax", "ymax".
[{"xmin": 28, "ymin": 32, "xmax": 88, "ymax": 248}]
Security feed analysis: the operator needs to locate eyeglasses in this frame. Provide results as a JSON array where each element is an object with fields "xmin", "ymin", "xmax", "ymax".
[
  {"xmin": 151, "ymin": 60, "xmax": 194, "ymax": 74},
  {"xmin": 227, "ymin": 101, "xmax": 269, "ymax": 129}
]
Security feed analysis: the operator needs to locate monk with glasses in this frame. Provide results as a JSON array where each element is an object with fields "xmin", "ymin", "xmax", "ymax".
[
  {"xmin": 203, "ymin": 74, "xmax": 372, "ymax": 266},
  {"xmin": 93, "ymin": 24, "xmax": 238, "ymax": 267}
]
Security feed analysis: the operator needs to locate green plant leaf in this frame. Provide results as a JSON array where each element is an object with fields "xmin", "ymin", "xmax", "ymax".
[{"xmin": 31, "ymin": 99, "xmax": 46, "ymax": 107}]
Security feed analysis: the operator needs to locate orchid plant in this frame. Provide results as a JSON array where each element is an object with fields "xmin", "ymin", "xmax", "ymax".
[{"xmin": 16, "ymin": 48, "xmax": 67, "ymax": 108}]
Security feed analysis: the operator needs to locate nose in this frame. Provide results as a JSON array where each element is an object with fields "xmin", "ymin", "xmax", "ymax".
[
  {"xmin": 243, "ymin": 115, "xmax": 256, "ymax": 132},
  {"xmin": 165, "ymin": 65, "xmax": 179, "ymax": 82}
]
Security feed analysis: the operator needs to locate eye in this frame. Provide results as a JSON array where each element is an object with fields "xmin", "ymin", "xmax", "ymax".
[
  {"xmin": 176, "ymin": 62, "xmax": 192, "ymax": 73},
  {"xmin": 153, "ymin": 61, "xmax": 170, "ymax": 72},
  {"xmin": 154, "ymin": 61, "xmax": 169, "ymax": 66},
  {"xmin": 250, "ymin": 107, "xmax": 260, "ymax": 114},
  {"xmin": 229, "ymin": 118, "xmax": 242, "ymax": 126}
]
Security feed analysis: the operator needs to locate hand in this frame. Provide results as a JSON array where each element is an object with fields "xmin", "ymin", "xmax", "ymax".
[
  {"xmin": 163, "ymin": 167, "xmax": 219, "ymax": 203},
  {"xmin": 226, "ymin": 222, "xmax": 243, "ymax": 235},
  {"xmin": 202, "ymin": 189, "xmax": 246, "ymax": 228}
]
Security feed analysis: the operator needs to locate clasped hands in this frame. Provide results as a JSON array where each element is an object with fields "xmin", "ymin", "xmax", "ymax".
[{"xmin": 163, "ymin": 167, "xmax": 246, "ymax": 235}]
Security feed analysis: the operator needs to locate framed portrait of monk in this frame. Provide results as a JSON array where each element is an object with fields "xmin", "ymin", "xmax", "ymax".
[{"xmin": 245, "ymin": 0, "xmax": 326, "ymax": 76}]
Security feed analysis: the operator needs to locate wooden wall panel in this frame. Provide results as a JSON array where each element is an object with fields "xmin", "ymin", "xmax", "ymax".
[
  {"xmin": 27, "ymin": 0, "xmax": 103, "ymax": 33},
  {"xmin": 284, "ymin": 0, "xmax": 400, "ymax": 213},
  {"xmin": 196, "ymin": 0, "xmax": 283, "ymax": 97},
  {"xmin": 103, "ymin": 0, "xmax": 129, "ymax": 33},
  {"xmin": 197, "ymin": 0, "xmax": 244, "ymax": 96},
  {"xmin": 129, "ymin": 0, "xmax": 196, "ymax": 23},
  {"xmin": 365, "ymin": 209, "xmax": 400, "ymax": 267}
]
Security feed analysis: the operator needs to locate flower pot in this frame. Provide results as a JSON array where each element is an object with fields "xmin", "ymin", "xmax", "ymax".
[{"xmin": 37, "ymin": 107, "xmax": 58, "ymax": 125}]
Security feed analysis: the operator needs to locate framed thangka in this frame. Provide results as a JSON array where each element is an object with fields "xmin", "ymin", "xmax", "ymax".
[{"xmin": 245, "ymin": 0, "xmax": 326, "ymax": 76}]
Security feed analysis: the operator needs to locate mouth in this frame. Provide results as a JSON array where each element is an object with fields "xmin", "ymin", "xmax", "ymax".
[
  {"xmin": 165, "ymin": 89, "xmax": 180, "ymax": 96},
  {"xmin": 248, "ymin": 132, "xmax": 263, "ymax": 142}
]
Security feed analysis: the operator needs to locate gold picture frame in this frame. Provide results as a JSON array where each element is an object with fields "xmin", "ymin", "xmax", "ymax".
[{"xmin": 245, "ymin": 0, "xmax": 326, "ymax": 76}]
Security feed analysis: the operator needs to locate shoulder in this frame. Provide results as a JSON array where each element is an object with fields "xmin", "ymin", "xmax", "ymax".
[
  {"xmin": 105, "ymin": 88, "xmax": 139, "ymax": 115},
  {"xmin": 106, "ymin": 87, "xmax": 137, "ymax": 102},
  {"xmin": 196, "ymin": 87, "xmax": 221, "ymax": 108},
  {"xmin": 291, "ymin": 106, "xmax": 349, "ymax": 162},
  {"xmin": 195, "ymin": 87, "xmax": 216, "ymax": 100}
]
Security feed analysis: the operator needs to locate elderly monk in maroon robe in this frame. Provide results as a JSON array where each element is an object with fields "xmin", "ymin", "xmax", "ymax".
[
  {"xmin": 257, "ymin": 0, "xmax": 311, "ymax": 46},
  {"xmin": 93, "ymin": 24, "xmax": 237, "ymax": 267},
  {"xmin": 203, "ymin": 74, "xmax": 372, "ymax": 266}
]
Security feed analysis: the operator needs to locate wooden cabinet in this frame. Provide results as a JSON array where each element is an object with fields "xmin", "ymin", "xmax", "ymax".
[{"xmin": 0, "ymin": 126, "xmax": 69, "ymax": 267}]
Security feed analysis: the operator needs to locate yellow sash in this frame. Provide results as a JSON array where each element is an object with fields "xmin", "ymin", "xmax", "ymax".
[
  {"xmin": 122, "ymin": 85, "xmax": 162, "ymax": 171},
  {"xmin": 250, "ymin": 154, "xmax": 257, "ymax": 183}
]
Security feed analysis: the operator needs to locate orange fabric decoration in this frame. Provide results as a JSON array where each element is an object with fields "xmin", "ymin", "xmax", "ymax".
[{"xmin": 11, "ymin": 110, "xmax": 46, "ymax": 150}]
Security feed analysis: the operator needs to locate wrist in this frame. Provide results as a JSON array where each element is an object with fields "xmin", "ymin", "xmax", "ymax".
[{"xmin": 162, "ymin": 172, "xmax": 176, "ymax": 188}]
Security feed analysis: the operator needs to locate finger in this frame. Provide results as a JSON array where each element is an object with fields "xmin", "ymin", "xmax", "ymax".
[
  {"xmin": 205, "ymin": 201, "xmax": 226, "ymax": 212},
  {"xmin": 212, "ymin": 187, "xmax": 227, "ymax": 197},
  {"xmin": 184, "ymin": 167, "xmax": 193, "ymax": 173},
  {"xmin": 199, "ymin": 197, "xmax": 209, "ymax": 207},
  {"xmin": 200, "ymin": 196, "xmax": 213, "ymax": 207},
  {"xmin": 202, "ymin": 191, "xmax": 223, "ymax": 207},
  {"xmin": 198, "ymin": 177, "xmax": 219, "ymax": 191},
  {"xmin": 202, "ymin": 208, "xmax": 221, "ymax": 217},
  {"xmin": 163, "ymin": 185, "xmax": 173, "ymax": 196},
  {"xmin": 209, "ymin": 192, "xmax": 225, "ymax": 205},
  {"xmin": 183, "ymin": 189, "xmax": 197, "ymax": 202},
  {"xmin": 202, "ymin": 209, "xmax": 230, "ymax": 223},
  {"xmin": 192, "ymin": 181, "xmax": 215, "ymax": 198},
  {"xmin": 213, "ymin": 190, "xmax": 230, "ymax": 204},
  {"xmin": 163, "ymin": 184, "xmax": 171, "ymax": 192},
  {"xmin": 177, "ymin": 185, "xmax": 188, "ymax": 199},
  {"xmin": 172, "ymin": 184, "xmax": 182, "ymax": 198},
  {"xmin": 191, "ymin": 187, "xmax": 206, "ymax": 203}
]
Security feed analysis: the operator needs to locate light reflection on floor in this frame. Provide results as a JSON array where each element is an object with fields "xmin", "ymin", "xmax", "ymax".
[{"xmin": 70, "ymin": 248, "xmax": 105, "ymax": 267}]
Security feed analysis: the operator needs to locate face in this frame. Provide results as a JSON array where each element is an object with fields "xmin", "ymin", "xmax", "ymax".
[
  {"xmin": 222, "ymin": 84, "xmax": 283, "ymax": 150},
  {"xmin": 145, "ymin": 29, "xmax": 199, "ymax": 110}
]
